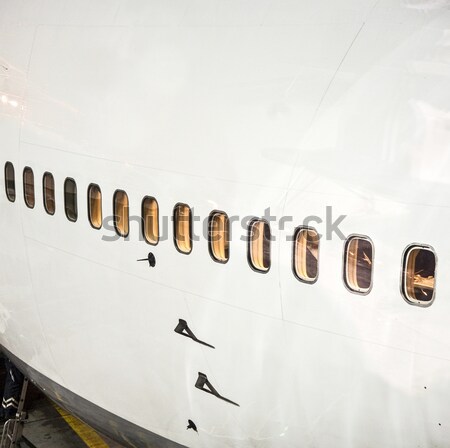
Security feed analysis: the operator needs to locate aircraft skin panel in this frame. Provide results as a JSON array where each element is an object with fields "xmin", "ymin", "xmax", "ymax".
[
  {"xmin": 1, "ymin": 1, "xmax": 450, "ymax": 447},
  {"xmin": 2, "ymin": 346, "xmax": 188, "ymax": 448}
]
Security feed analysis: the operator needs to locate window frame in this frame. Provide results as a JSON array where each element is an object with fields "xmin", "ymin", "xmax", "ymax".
[
  {"xmin": 400, "ymin": 243, "xmax": 437, "ymax": 308},
  {"xmin": 292, "ymin": 226, "xmax": 320, "ymax": 284},
  {"xmin": 173, "ymin": 202, "xmax": 193, "ymax": 255},
  {"xmin": 113, "ymin": 189, "xmax": 129, "ymax": 238},
  {"xmin": 247, "ymin": 218, "xmax": 271, "ymax": 274},
  {"xmin": 208, "ymin": 210, "xmax": 230, "ymax": 264},
  {"xmin": 64, "ymin": 177, "xmax": 78, "ymax": 222},
  {"xmin": 42, "ymin": 172, "xmax": 56, "ymax": 216},
  {"xmin": 141, "ymin": 196, "xmax": 159, "ymax": 246},
  {"xmin": 342, "ymin": 234, "xmax": 374, "ymax": 295},
  {"xmin": 23, "ymin": 166, "xmax": 35, "ymax": 209},
  {"xmin": 4, "ymin": 161, "xmax": 16, "ymax": 203},
  {"xmin": 87, "ymin": 183, "xmax": 102, "ymax": 230}
]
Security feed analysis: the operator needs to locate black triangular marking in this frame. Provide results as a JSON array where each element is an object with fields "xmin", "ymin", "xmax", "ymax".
[
  {"xmin": 174, "ymin": 320, "xmax": 215, "ymax": 349},
  {"xmin": 174, "ymin": 319, "xmax": 194, "ymax": 338},
  {"xmin": 195, "ymin": 373, "xmax": 239, "ymax": 407}
]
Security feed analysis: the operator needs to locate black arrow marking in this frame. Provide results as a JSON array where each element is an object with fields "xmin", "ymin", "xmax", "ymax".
[
  {"xmin": 174, "ymin": 319, "xmax": 215, "ymax": 349},
  {"xmin": 195, "ymin": 372, "xmax": 239, "ymax": 407}
]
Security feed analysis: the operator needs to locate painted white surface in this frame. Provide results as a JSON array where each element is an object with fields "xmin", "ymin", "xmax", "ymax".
[{"xmin": 1, "ymin": 0, "xmax": 450, "ymax": 446}]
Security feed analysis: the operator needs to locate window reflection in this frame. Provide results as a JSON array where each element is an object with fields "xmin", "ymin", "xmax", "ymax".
[
  {"xmin": 209, "ymin": 211, "xmax": 229, "ymax": 263},
  {"xmin": 114, "ymin": 190, "xmax": 129, "ymax": 237},
  {"xmin": 142, "ymin": 196, "xmax": 159, "ymax": 245},
  {"xmin": 174, "ymin": 203, "xmax": 192, "ymax": 254},
  {"xmin": 88, "ymin": 184, "xmax": 102, "ymax": 229},
  {"xmin": 293, "ymin": 227, "xmax": 319, "ymax": 283},
  {"xmin": 23, "ymin": 167, "xmax": 35, "ymax": 209},
  {"xmin": 4, "ymin": 162, "xmax": 15, "ymax": 202},
  {"xmin": 43, "ymin": 172, "xmax": 55, "ymax": 215},
  {"xmin": 402, "ymin": 245, "xmax": 436, "ymax": 305},
  {"xmin": 248, "ymin": 219, "xmax": 271, "ymax": 272},
  {"xmin": 344, "ymin": 236, "xmax": 373, "ymax": 294},
  {"xmin": 64, "ymin": 178, "xmax": 78, "ymax": 222}
]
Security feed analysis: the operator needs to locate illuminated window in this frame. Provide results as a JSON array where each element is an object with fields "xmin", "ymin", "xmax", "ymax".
[
  {"xmin": 88, "ymin": 184, "xmax": 102, "ymax": 229},
  {"xmin": 142, "ymin": 196, "xmax": 159, "ymax": 245},
  {"xmin": 64, "ymin": 178, "xmax": 78, "ymax": 222},
  {"xmin": 173, "ymin": 203, "xmax": 192, "ymax": 254},
  {"xmin": 401, "ymin": 245, "xmax": 436, "ymax": 306},
  {"xmin": 293, "ymin": 227, "xmax": 319, "ymax": 283},
  {"xmin": 4, "ymin": 162, "xmax": 15, "ymax": 202},
  {"xmin": 23, "ymin": 167, "xmax": 35, "ymax": 209},
  {"xmin": 114, "ymin": 190, "xmax": 129, "ymax": 237},
  {"xmin": 43, "ymin": 172, "xmax": 55, "ymax": 215},
  {"xmin": 344, "ymin": 235, "xmax": 373, "ymax": 294},
  {"xmin": 248, "ymin": 218, "xmax": 271, "ymax": 273},
  {"xmin": 208, "ymin": 211, "xmax": 229, "ymax": 263}
]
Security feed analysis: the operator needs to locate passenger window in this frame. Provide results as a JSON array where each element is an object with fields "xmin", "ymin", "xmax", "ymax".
[
  {"xmin": 4, "ymin": 162, "xmax": 15, "ymax": 202},
  {"xmin": 142, "ymin": 196, "xmax": 159, "ymax": 245},
  {"xmin": 344, "ymin": 235, "xmax": 373, "ymax": 294},
  {"xmin": 208, "ymin": 211, "xmax": 229, "ymax": 263},
  {"xmin": 248, "ymin": 218, "xmax": 271, "ymax": 272},
  {"xmin": 293, "ymin": 227, "xmax": 319, "ymax": 283},
  {"xmin": 23, "ymin": 167, "xmax": 35, "ymax": 209},
  {"xmin": 64, "ymin": 178, "xmax": 78, "ymax": 222},
  {"xmin": 88, "ymin": 184, "xmax": 102, "ymax": 229},
  {"xmin": 401, "ymin": 245, "xmax": 436, "ymax": 306},
  {"xmin": 43, "ymin": 172, "xmax": 55, "ymax": 215},
  {"xmin": 173, "ymin": 203, "xmax": 192, "ymax": 254},
  {"xmin": 113, "ymin": 190, "xmax": 129, "ymax": 237}
]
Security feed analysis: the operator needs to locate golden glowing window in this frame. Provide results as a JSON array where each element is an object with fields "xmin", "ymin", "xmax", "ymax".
[
  {"xmin": 248, "ymin": 219, "xmax": 271, "ymax": 273},
  {"xmin": 208, "ymin": 211, "xmax": 229, "ymax": 263},
  {"xmin": 344, "ymin": 236, "xmax": 373, "ymax": 294},
  {"xmin": 4, "ymin": 162, "xmax": 15, "ymax": 202},
  {"xmin": 142, "ymin": 196, "xmax": 159, "ymax": 245},
  {"xmin": 88, "ymin": 184, "xmax": 102, "ymax": 230},
  {"xmin": 174, "ymin": 203, "xmax": 192, "ymax": 254},
  {"xmin": 114, "ymin": 190, "xmax": 129, "ymax": 237},
  {"xmin": 23, "ymin": 167, "xmax": 35, "ymax": 209},
  {"xmin": 43, "ymin": 172, "xmax": 55, "ymax": 215},
  {"xmin": 293, "ymin": 227, "xmax": 319, "ymax": 283},
  {"xmin": 402, "ymin": 245, "xmax": 436, "ymax": 306},
  {"xmin": 64, "ymin": 178, "xmax": 78, "ymax": 222}
]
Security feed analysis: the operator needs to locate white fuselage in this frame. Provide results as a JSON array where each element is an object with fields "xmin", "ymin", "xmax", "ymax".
[{"xmin": 1, "ymin": 1, "xmax": 450, "ymax": 447}]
